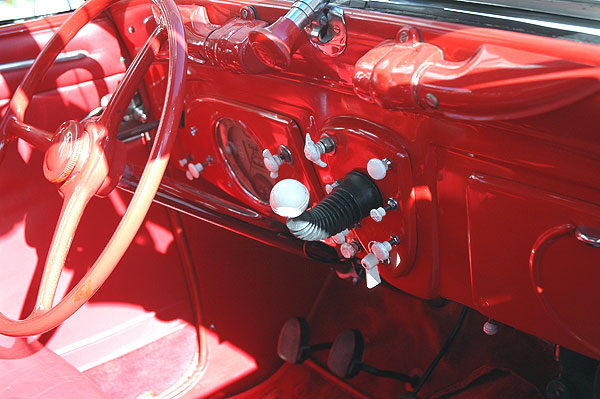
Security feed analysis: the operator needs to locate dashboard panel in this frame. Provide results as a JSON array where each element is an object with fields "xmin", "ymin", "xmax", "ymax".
[{"xmin": 111, "ymin": 0, "xmax": 600, "ymax": 359}]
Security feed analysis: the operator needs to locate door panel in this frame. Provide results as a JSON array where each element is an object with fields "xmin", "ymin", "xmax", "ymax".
[{"xmin": 0, "ymin": 13, "xmax": 127, "ymax": 131}]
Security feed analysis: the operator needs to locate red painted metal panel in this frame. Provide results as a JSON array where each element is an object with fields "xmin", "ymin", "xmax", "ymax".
[{"xmin": 161, "ymin": 0, "xmax": 600, "ymax": 358}]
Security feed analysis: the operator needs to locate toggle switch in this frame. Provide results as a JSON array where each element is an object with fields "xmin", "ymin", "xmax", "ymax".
[
  {"xmin": 370, "ymin": 198, "xmax": 399, "ymax": 222},
  {"xmin": 262, "ymin": 145, "xmax": 292, "ymax": 179},
  {"xmin": 304, "ymin": 133, "xmax": 335, "ymax": 168},
  {"xmin": 370, "ymin": 235, "xmax": 400, "ymax": 263},
  {"xmin": 185, "ymin": 156, "xmax": 213, "ymax": 180},
  {"xmin": 360, "ymin": 253, "xmax": 381, "ymax": 289}
]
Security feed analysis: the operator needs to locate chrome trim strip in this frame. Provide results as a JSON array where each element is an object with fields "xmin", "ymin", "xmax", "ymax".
[
  {"xmin": 445, "ymin": 7, "xmax": 600, "ymax": 36},
  {"xmin": 453, "ymin": 0, "xmax": 600, "ymax": 22},
  {"xmin": 0, "ymin": 50, "xmax": 89, "ymax": 73}
]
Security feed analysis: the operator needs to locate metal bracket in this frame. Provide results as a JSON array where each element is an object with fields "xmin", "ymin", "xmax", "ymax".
[{"xmin": 305, "ymin": 6, "xmax": 347, "ymax": 57}]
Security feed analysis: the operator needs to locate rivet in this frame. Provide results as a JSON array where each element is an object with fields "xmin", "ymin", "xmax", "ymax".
[{"xmin": 128, "ymin": 26, "xmax": 135, "ymax": 34}]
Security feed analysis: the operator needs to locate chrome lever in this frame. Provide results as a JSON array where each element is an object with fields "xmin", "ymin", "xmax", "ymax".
[{"xmin": 575, "ymin": 226, "xmax": 600, "ymax": 248}]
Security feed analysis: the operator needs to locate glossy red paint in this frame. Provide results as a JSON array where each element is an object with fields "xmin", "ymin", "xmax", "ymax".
[
  {"xmin": 247, "ymin": 16, "xmax": 303, "ymax": 71},
  {"xmin": 353, "ymin": 27, "xmax": 600, "ymax": 120},
  {"xmin": 181, "ymin": 5, "xmax": 274, "ymax": 74},
  {"xmin": 529, "ymin": 224, "xmax": 600, "ymax": 357},
  {"xmin": 158, "ymin": 0, "xmax": 600, "ymax": 359},
  {"xmin": 0, "ymin": 0, "xmax": 599, "ymax": 397}
]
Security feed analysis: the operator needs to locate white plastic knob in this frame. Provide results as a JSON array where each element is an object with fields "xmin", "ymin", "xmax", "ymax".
[
  {"xmin": 371, "ymin": 241, "xmax": 393, "ymax": 262},
  {"xmin": 483, "ymin": 320, "xmax": 499, "ymax": 336},
  {"xmin": 304, "ymin": 133, "xmax": 327, "ymax": 168},
  {"xmin": 360, "ymin": 253, "xmax": 379, "ymax": 270},
  {"xmin": 332, "ymin": 229, "xmax": 350, "ymax": 245},
  {"xmin": 269, "ymin": 179, "xmax": 310, "ymax": 218},
  {"xmin": 360, "ymin": 253, "xmax": 381, "ymax": 288},
  {"xmin": 325, "ymin": 180, "xmax": 340, "ymax": 194},
  {"xmin": 370, "ymin": 207, "xmax": 387, "ymax": 222},
  {"xmin": 340, "ymin": 242, "xmax": 358, "ymax": 259},
  {"xmin": 262, "ymin": 149, "xmax": 284, "ymax": 179},
  {"xmin": 367, "ymin": 158, "xmax": 390, "ymax": 180},
  {"xmin": 179, "ymin": 157, "xmax": 189, "ymax": 167},
  {"xmin": 186, "ymin": 162, "xmax": 205, "ymax": 180}
]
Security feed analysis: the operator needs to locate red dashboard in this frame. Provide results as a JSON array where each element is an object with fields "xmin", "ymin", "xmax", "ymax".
[
  {"xmin": 110, "ymin": 0, "xmax": 600, "ymax": 359},
  {"xmin": 0, "ymin": 0, "xmax": 598, "ymax": 396}
]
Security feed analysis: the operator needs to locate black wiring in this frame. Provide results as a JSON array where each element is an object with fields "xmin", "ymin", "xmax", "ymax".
[{"xmin": 410, "ymin": 306, "xmax": 470, "ymax": 396}]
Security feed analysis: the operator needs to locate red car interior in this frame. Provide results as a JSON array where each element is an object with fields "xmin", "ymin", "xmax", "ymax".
[{"xmin": 0, "ymin": 0, "xmax": 598, "ymax": 397}]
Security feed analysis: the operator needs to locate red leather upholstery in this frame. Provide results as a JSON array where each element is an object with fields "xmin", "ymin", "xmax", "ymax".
[{"xmin": 0, "ymin": 338, "xmax": 107, "ymax": 398}]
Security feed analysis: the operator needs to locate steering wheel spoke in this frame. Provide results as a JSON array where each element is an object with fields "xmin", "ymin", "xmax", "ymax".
[
  {"xmin": 4, "ymin": 117, "xmax": 54, "ymax": 151},
  {"xmin": 99, "ymin": 25, "xmax": 168, "ymax": 133},
  {"xmin": 35, "ymin": 185, "xmax": 97, "ymax": 312}
]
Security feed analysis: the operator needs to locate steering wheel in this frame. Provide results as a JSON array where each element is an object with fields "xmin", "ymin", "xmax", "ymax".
[{"xmin": 0, "ymin": 0, "xmax": 186, "ymax": 336}]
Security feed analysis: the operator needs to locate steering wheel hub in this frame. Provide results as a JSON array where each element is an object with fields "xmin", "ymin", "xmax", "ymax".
[{"xmin": 43, "ymin": 120, "xmax": 86, "ymax": 183}]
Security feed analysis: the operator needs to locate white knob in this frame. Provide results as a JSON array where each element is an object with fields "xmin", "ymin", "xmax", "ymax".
[
  {"xmin": 269, "ymin": 179, "xmax": 310, "ymax": 218},
  {"xmin": 370, "ymin": 207, "xmax": 387, "ymax": 222},
  {"xmin": 360, "ymin": 253, "xmax": 381, "ymax": 289},
  {"xmin": 325, "ymin": 180, "xmax": 340, "ymax": 194},
  {"xmin": 179, "ymin": 157, "xmax": 189, "ymax": 167},
  {"xmin": 332, "ymin": 229, "xmax": 349, "ymax": 245},
  {"xmin": 483, "ymin": 320, "xmax": 499, "ymax": 336},
  {"xmin": 340, "ymin": 242, "xmax": 358, "ymax": 259},
  {"xmin": 367, "ymin": 158, "xmax": 391, "ymax": 180},
  {"xmin": 371, "ymin": 241, "xmax": 392, "ymax": 262},
  {"xmin": 262, "ymin": 149, "xmax": 284, "ymax": 179},
  {"xmin": 304, "ymin": 133, "xmax": 327, "ymax": 168},
  {"xmin": 186, "ymin": 162, "xmax": 205, "ymax": 180},
  {"xmin": 360, "ymin": 253, "xmax": 378, "ymax": 270}
]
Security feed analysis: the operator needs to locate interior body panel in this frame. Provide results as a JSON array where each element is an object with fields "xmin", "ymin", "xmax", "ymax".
[
  {"xmin": 0, "ymin": 0, "xmax": 598, "ymax": 398},
  {"xmin": 0, "ymin": 13, "xmax": 127, "ymax": 130}
]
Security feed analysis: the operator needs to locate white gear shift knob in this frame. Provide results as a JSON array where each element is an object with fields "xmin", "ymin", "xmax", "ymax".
[{"xmin": 269, "ymin": 179, "xmax": 310, "ymax": 218}]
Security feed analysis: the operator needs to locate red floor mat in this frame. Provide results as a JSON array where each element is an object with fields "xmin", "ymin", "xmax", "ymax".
[
  {"xmin": 84, "ymin": 325, "xmax": 198, "ymax": 398},
  {"xmin": 427, "ymin": 366, "xmax": 542, "ymax": 399},
  {"xmin": 224, "ymin": 362, "xmax": 362, "ymax": 399}
]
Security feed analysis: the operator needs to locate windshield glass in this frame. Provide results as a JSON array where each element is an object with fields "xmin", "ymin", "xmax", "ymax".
[{"xmin": 0, "ymin": 0, "xmax": 85, "ymax": 23}]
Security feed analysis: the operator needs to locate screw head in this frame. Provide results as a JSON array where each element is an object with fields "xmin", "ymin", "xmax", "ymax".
[
  {"xmin": 399, "ymin": 30, "xmax": 409, "ymax": 43},
  {"xmin": 425, "ymin": 93, "xmax": 439, "ymax": 108},
  {"xmin": 240, "ymin": 6, "xmax": 256, "ymax": 20}
]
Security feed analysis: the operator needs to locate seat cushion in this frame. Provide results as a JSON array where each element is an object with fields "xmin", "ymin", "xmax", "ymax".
[{"xmin": 0, "ymin": 338, "xmax": 107, "ymax": 399}]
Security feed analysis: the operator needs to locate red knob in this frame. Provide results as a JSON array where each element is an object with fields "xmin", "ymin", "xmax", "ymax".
[{"xmin": 248, "ymin": 17, "xmax": 302, "ymax": 71}]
